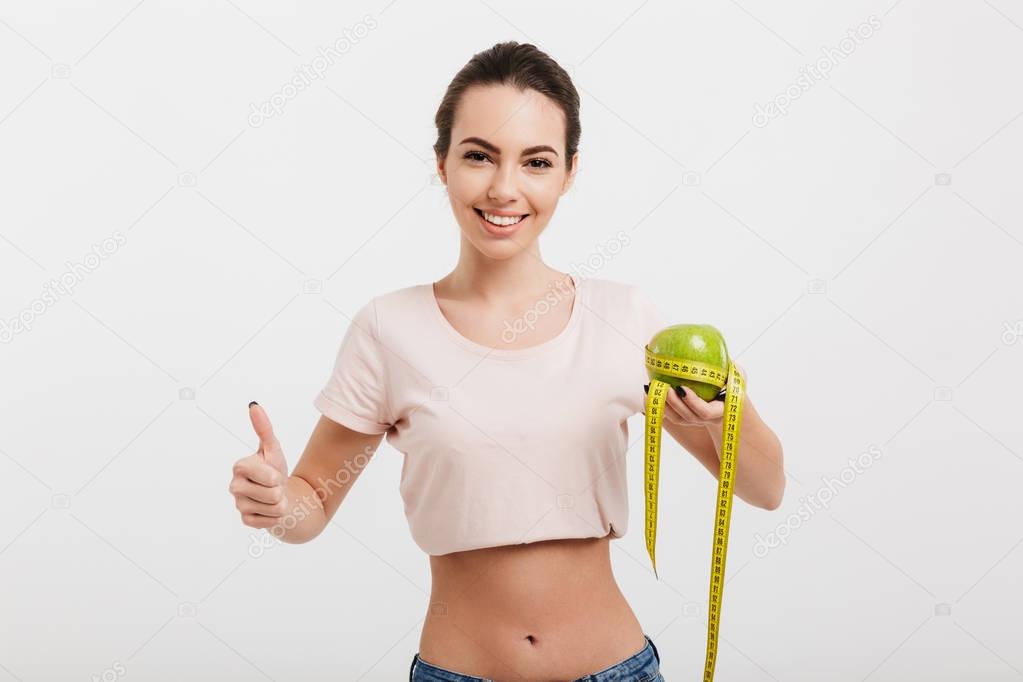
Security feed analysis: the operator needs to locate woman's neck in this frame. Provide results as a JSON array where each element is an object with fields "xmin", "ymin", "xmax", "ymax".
[{"xmin": 440, "ymin": 253, "xmax": 572, "ymax": 306}]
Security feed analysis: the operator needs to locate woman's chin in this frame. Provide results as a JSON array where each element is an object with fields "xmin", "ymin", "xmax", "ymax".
[{"xmin": 463, "ymin": 231, "xmax": 531, "ymax": 258}]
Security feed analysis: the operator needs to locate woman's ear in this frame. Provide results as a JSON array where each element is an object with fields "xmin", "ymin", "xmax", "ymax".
[
  {"xmin": 436, "ymin": 155, "xmax": 447, "ymax": 185},
  {"xmin": 561, "ymin": 152, "xmax": 579, "ymax": 195}
]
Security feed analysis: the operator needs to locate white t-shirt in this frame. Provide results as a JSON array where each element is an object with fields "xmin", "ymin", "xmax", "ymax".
[{"xmin": 313, "ymin": 273, "xmax": 665, "ymax": 556}]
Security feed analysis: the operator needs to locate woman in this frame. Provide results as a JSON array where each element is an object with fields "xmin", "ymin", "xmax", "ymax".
[{"xmin": 229, "ymin": 41, "xmax": 785, "ymax": 681}]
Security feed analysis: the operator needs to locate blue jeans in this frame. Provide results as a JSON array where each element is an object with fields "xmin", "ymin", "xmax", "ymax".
[{"xmin": 409, "ymin": 634, "xmax": 663, "ymax": 681}]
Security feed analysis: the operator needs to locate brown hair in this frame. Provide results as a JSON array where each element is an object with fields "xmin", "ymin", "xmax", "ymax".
[{"xmin": 433, "ymin": 41, "xmax": 580, "ymax": 171}]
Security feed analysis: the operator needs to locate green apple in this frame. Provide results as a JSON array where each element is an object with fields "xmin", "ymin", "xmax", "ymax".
[{"xmin": 646, "ymin": 324, "xmax": 729, "ymax": 401}]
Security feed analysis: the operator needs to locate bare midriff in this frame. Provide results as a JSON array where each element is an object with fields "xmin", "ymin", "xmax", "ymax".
[{"xmin": 417, "ymin": 533, "xmax": 647, "ymax": 681}]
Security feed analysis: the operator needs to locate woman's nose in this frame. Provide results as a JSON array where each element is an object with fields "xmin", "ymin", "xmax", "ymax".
[{"xmin": 487, "ymin": 165, "xmax": 519, "ymax": 202}]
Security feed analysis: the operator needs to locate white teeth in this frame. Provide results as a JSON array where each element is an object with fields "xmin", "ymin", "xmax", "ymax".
[{"xmin": 480, "ymin": 210, "xmax": 525, "ymax": 227}]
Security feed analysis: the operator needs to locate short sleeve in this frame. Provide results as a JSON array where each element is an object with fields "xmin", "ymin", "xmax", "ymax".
[{"xmin": 313, "ymin": 298, "xmax": 394, "ymax": 435}]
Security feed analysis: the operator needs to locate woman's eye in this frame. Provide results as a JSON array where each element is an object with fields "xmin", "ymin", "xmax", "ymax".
[{"xmin": 463, "ymin": 151, "xmax": 551, "ymax": 169}]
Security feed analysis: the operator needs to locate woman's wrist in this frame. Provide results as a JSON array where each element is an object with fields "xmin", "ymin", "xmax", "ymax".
[{"xmin": 270, "ymin": 475, "xmax": 328, "ymax": 544}]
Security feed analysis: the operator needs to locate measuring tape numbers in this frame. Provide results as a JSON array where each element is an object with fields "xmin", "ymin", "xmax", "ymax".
[{"xmin": 643, "ymin": 347, "xmax": 746, "ymax": 682}]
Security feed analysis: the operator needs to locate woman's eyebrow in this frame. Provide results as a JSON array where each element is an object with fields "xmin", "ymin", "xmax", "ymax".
[{"xmin": 459, "ymin": 137, "xmax": 559, "ymax": 156}]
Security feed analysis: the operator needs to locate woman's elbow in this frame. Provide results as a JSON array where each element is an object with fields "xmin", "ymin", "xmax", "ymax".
[
  {"xmin": 761, "ymin": 489, "xmax": 784, "ymax": 511},
  {"xmin": 752, "ymin": 483, "xmax": 784, "ymax": 511},
  {"xmin": 753, "ymin": 452, "xmax": 786, "ymax": 510}
]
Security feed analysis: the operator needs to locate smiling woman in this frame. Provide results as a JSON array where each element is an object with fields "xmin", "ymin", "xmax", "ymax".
[
  {"xmin": 229, "ymin": 40, "xmax": 778, "ymax": 682},
  {"xmin": 400, "ymin": 42, "xmax": 675, "ymax": 682},
  {"xmin": 431, "ymin": 46, "xmax": 581, "ymax": 266}
]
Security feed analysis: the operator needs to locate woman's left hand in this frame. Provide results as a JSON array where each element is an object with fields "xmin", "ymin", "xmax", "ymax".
[{"xmin": 652, "ymin": 363, "xmax": 746, "ymax": 427}]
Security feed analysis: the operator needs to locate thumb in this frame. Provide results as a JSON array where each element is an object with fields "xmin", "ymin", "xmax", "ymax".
[{"xmin": 248, "ymin": 401, "xmax": 281, "ymax": 457}]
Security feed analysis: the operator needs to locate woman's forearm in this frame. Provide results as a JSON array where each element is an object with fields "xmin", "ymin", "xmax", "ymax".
[{"xmin": 705, "ymin": 395, "xmax": 786, "ymax": 510}]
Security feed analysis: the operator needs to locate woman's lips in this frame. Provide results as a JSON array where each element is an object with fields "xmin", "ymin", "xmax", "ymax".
[{"xmin": 474, "ymin": 207, "xmax": 529, "ymax": 238}]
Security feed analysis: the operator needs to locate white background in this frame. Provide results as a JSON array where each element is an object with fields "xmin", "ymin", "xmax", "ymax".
[{"xmin": 1, "ymin": 1, "xmax": 1022, "ymax": 680}]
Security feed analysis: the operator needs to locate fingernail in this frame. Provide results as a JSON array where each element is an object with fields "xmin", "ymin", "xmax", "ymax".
[
  {"xmin": 249, "ymin": 401, "xmax": 258, "ymax": 408},
  {"xmin": 674, "ymin": 386, "xmax": 686, "ymax": 398},
  {"xmin": 643, "ymin": 383, "xmax": 650, "ymax": 394}
]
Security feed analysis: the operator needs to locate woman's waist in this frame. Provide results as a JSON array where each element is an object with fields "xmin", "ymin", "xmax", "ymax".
[
  {"xmin": 428, "ymin": 535, "xmax": 619, "ymax": 608},
  {"xmin": 418, "ymin": 536, "xmax": 644, "ymax": 679},
  {"xmin": 418, "ymin": 613, "xmax": 645, "ymax": 681}
]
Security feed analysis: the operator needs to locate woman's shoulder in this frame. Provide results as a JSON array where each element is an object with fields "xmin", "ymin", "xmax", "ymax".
[
  {"xmin": 580, "ymin": 276, "xmax": 665, "ymax": 343},
  {"xmin": 367, "ymin": 281, "xmax": 425, "ymax": 307},
  {"xmin": 579, "ymin": 275, "xmax": 652, "ymax": 308},
  {"xmin": 350, "ymin": 282, "xmax": 427, "ymax": 332}
]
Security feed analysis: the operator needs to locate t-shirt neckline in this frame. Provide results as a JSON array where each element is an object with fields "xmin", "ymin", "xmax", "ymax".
[{"xmin": 425, "ymin": 272, "xmax": 584, "ymax": 360}]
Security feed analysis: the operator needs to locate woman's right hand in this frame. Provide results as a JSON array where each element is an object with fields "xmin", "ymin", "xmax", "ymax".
[{"xmin": 229, "ymin": 402, "xmax": 290, "ymax": 529}]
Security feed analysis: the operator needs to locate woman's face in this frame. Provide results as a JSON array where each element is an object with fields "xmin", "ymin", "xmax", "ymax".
[{"xmin": 438, "ymin": 84, "xmax": 578, "ymax": 259}]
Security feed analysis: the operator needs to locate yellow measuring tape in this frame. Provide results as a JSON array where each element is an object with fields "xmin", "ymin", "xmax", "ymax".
[{"xmin": 644, "ymin": 347, "xmax": 745, "ymax": 682}]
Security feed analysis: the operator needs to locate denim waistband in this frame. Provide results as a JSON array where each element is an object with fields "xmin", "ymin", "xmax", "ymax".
[{"xmin": 409, "ymin": 634, "xmax": 661, "ymax": 681}]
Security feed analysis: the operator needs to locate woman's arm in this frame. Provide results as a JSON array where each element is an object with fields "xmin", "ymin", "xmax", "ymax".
[
  {"xmin": 276, "ymin": 417, "xmax": 386, "ymax": 544},
  {"xmin": 704, "ymin": 394, "xmax": 785, "ymax": 510},
  {"xmin": 657, "ymin": 370, "xmax": 786, "ymax": 510}
]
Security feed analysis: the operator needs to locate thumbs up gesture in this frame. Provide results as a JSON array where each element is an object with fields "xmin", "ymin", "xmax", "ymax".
[{"xmin": 229, "ymin": 402, "xmax": 290, "ymax": 529}]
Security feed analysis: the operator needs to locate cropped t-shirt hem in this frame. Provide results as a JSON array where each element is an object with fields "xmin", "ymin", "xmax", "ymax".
[
  {"xmin": 421, "ymin": 523, "xmax": 626, "ymax": 557},
  {"xmin": 313, "ymin": 390, "xmax": 391, "ymax": 435}
]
